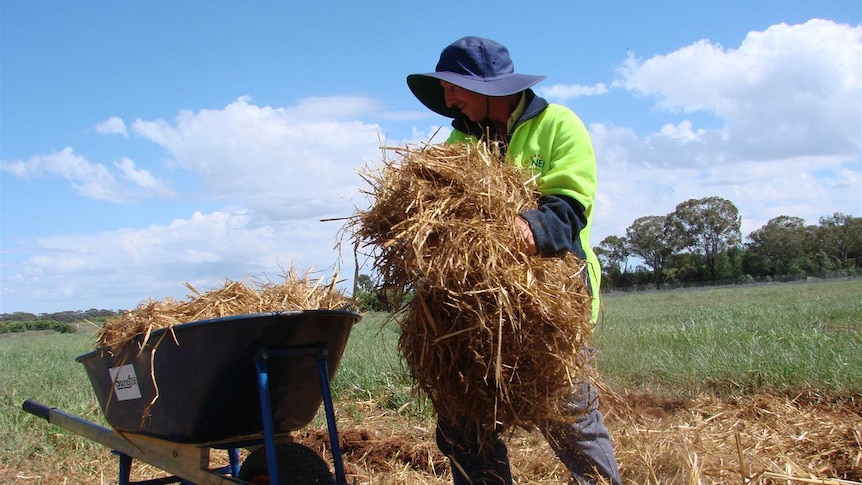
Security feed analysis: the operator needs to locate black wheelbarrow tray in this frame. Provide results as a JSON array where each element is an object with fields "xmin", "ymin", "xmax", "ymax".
[{"xmin": 23, "ymin": 309, "xmax": 362, "ymax": 485}]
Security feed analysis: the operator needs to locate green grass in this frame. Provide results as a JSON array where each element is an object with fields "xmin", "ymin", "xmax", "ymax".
[
  {"xmin": 330, "ymin": 313, "xmax": 433, "ymax": 419},
  {"xmin": 0, "ymin": 330, "xmax": 110, "ymax": 477},
  {"xmin": 332, "ymin": 312, "xmax": 403, "ymax": 399},
  {"xmin": 594, "ymin": 279, "xmax": 862, "ymax": 396}
]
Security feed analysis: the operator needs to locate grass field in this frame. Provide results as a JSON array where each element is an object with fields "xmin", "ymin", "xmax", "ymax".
[
  {"xmin": 1, "ymin": 279, "xmax": 860, "ymax": 484},
  {"xmin": 595, "ymin": 280, "xmax": 862, "ymax": 396}
]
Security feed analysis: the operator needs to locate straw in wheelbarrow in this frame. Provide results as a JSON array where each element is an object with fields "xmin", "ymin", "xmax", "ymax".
[
  {"xmin": 350, "ymin": 141, "xmax": 596, "ymax": 445},
  {"xmin": 96, "ymin": 264, "xmax": 353, "ymax": 354}
]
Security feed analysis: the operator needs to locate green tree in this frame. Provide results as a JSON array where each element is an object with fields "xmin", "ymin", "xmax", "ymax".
[
  {"xmin": 0, "ymin": 312, "xmax": 37, "ymax": 322},
  {"xmin": 595, "ymin": 235, "xmax": 630, "ymax": 287},
  {"xmin": 816, "ymin": 213, "xmax": 862, "ymax": 270},
  {"xmin": 626, "ymin": 215, "xmax": 680, "ymax": 289},
  {"xmin": 669, "ymin": 196, "xmax": 742, "ymax": 280},
  {"xmin": 353, "ymin": 274, "xmax": 377, "ymax": 311},
  {"xmin": 356, "ymin": 274, "xmax": 374, "ymax": 293},
  {"xmin": 745, "ymin": 216, "xmax": 808, "ymax": 276}
]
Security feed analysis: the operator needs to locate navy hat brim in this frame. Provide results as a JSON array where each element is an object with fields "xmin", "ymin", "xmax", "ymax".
[{"xmin": 407, "ymin": 71, "xmax": 546, "ymax": 119}]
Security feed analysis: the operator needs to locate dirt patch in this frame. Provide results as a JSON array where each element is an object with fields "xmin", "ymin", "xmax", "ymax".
[
  {"xmin": 607, "ymin": 390, "xmax": 692, "ymax": 420},
  {"xmin": 298, "ymin": 427, "xmax": 447, "ymax": 478}
]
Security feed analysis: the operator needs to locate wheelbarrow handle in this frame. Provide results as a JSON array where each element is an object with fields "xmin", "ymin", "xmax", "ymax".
[
  {"xmin": 22, "ymin": 399, "xmax": 242, "ymax": 484},
  {"xmin": 22, "ymin": 399, "xmax": 52, "ymax": 421}
]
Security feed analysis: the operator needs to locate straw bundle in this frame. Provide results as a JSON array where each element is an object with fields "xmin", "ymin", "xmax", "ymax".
[
  {"xmin": 351, "ymin": 141, "xmax": 596, "ymax": 442},
  {"xmin": 96, "ymin": 265, "xmax": 352, "ymax": 354}
]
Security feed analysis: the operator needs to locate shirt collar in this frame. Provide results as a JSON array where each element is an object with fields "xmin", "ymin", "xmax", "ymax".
[{"xmin": 506, "ymin": 92, "xmax": 528, "ymax": 135}]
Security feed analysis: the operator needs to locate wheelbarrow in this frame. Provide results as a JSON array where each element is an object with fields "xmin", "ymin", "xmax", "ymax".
[{"xmin": 23, "ymin": 309, "xmax": 362, "ymax": 484}]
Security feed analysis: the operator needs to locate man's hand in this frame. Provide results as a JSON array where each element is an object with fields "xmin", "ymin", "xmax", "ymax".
[{"xmin": 516, "ymin": 216, "xmax": 537, "ymax": 256}]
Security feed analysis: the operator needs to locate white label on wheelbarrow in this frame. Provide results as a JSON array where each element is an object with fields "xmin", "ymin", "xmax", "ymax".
[{"xmin": 109, "ymin": 364, "xmax": 142, "ymax": 401}]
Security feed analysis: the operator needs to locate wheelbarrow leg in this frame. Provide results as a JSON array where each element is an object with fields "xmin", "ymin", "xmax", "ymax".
[
  {"xmin": 254, "ymin": 351, "xmax": 283, "ymax": 485},
  {"xmin": 114, "ymin": 449, "xmax": 204, "ymax": 485},
  {"xmin": 255, "ymin": 345, "xmax": 350, "ymax": 485},
  {"xmin": 117, "ymin": 452, "xmax": 133, "ymax": 485},
  {"xmin": 315, "ymin": 353, "xmax": 348, "ymax": 485},
  {"xmin": 227, "ymin": 448, "xmax": 241, "ymax": 478}
]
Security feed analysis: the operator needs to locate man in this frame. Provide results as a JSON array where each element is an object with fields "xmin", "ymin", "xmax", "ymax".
[{"xmin": 406, "ymin": 36, "xmax": 622, "ymax": 485}]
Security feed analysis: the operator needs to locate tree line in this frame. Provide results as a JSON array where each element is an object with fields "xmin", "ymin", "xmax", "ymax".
[
  {"xmin": 0, "ymin": 308, "xmax": 116, "ymax": 326},
  {"xmin": 595, "ymin": 195, "xmax": 861, "ymax": 290}
]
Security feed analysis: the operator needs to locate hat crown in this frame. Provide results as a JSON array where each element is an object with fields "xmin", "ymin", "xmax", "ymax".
[{"xmin": 435, "ymin": 37, "xmax": 515, "ymax": 81}]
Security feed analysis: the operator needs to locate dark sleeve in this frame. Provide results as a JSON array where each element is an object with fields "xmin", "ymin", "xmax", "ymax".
[{"xmin": 519, "ymin": 194, "xmax": 587, "ymax": 259}]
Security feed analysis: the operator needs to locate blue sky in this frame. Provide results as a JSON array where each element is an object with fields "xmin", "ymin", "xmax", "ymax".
[{"xmin": 2, "ymin": 1, "xmax": 860, "ymax": 313}]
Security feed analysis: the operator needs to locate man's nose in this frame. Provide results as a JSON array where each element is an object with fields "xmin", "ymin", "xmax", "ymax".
[{"xmin": 443, "ymin": 87, "xmax": 457, "ymax": 107}]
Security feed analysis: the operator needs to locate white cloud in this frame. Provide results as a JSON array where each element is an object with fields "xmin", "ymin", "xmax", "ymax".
[
  {"xmin": 616, "ymin": 19, "xmax": 862, "ymax": 161},
  {"xmin": 658, "ymin": 120, "xmax": 704, "ymax": 142},
  {"xmin": 114, "ymin": 157, "xmax": 176, "ymax": 197},
  {"xmin": 538, "ymin": 82, "xmax": 609, "ymax": 102},
  {"xmin": 409, "ymin": 125, "xmax": 451, "ymax": 144},
  {"xmin": 0, "ymin": 147, "xmax": 174, "ymax": 203},
  {"xmin": 131, "ymin": 96, "xmax": 383, "ymax": 221},
  {"xmin": 2, "ymin": 210, "xmax": 349, "ymax": 311},
  {"xmin": 95, "ymin": 116, "xmax": 128, "ymax": 137},
  {"xmin": 287, "ymin": 95, "xmax": 382, "ymax": 119}
]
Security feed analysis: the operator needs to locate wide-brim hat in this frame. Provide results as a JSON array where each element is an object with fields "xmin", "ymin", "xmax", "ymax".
[{"xmin": 407, "ymin": 36, "xmax": 546, "ymax": 118}]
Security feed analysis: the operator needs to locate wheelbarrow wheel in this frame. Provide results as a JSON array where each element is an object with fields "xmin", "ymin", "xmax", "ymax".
[{"xmin": 238, "ymin": 443, "xmax": 335, "ymax": 484}]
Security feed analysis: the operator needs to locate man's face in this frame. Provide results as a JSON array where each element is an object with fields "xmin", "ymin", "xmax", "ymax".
[{"xmin": 440, "ymin": 81, "xmax": 487, "ymax": 122}]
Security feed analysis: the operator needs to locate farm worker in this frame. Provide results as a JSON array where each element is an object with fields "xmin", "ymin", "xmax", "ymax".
[{"xmin": 406, "ymin": 36, "xmax": 621, "ymax": 485}]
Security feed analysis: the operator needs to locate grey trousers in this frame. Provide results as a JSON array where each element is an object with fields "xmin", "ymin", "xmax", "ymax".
[
  {"xmin": 542, "ymin": 382, "xmax": 622, "ymax": 485},
  {"xmin": 435, "ymin": 382, "xmax": 621, "ymax": 485}
]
